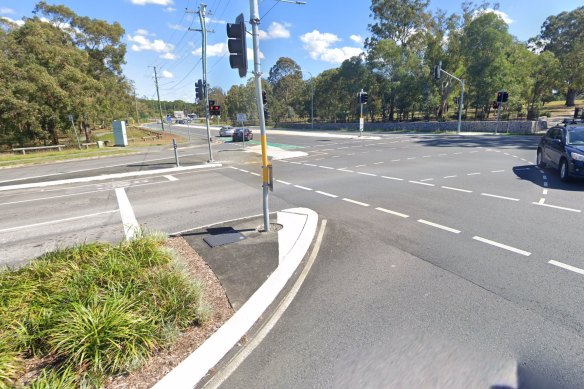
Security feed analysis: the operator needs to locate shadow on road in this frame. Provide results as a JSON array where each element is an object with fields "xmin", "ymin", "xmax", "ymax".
[
  {"xmin": 413, "ymin": 135, "xmax": 540, "ymax": 151},
  {"xmin": 513, "ymin": 165, "xmax": 584, "ymax": 192}
]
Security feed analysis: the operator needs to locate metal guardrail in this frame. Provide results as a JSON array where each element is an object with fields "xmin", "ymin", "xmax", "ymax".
[{"xmin": 12, "ymin": 145, "xmax": 65, "ymax": 154}]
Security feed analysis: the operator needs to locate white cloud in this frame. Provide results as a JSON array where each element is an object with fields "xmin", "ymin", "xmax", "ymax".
[
  {"xmin": 207, "ymin": 18, "xmax": 226, "ymax": 25},
  {"xmin": 161, "ymin": 70, "xmax": 173, "ymax": 78},
  {"xmin": 164, "ymin": 7, "xmax": 176, "ymax": 13},
  {"xmin": 474, "ymin": 9, "xmax": 513, "ymax": 24},
  {"xmin": 135, "ymin": 28, "xmax": 155, "ymax": 36},
  {"xmin": 1, "ymin": 16, "xmax": 24, "ymax": 26},
  {"xmin": 127, "ymin": 33, "xmax": 175, "ymax": 53},
  {"xmin": 0, "ymin": 7, "xmax": 15, "ymax": 15},
  {"xmin": 168, "ymin": 23, "xmax": 186, "ymax": 31},
  {"xmin": 131, "ymin": 0, "xmax": 174, "ymax": 5},
  {"xmin": 350, "ymin": 34, "xmax": 364, "ymax": 45},
  {"xmin": 247, "ymin": 47, "xmax": 264, "ymax": 60},
  {"xmin": 160, "ymin": 52, "xmax": 177, "ymax": 60},
  {"xmin": 259, "ymin": 22, "xmax": 291, "ymax": 40},
  {"xmin": 300, "ymin": 30, "xmax": 362, "ymax": 64},
  {"xmin": 193, "ymin": 42, "xmax": 228, "ymax": 57}
]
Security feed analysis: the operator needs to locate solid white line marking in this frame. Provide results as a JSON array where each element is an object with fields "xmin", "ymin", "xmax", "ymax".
[
  {"xmin": 164, "ymin": 175, "xmax": 178, "ymax": 181},
  {"xmin": 467, "ymin": 172, "xmax": 481, "ymax": 176},
  {"xmin": 315, "ymin": 191, "xmax": 338, "ymax": 198},
  {"xmin": 442, "ymin": 186, "xmax": 472, "ymax": 193},
  {"xmin": 294, "ymin": 185, "xmax": 312, "ymax": 191},
  {"xmin": 532, "ymin": 202, "xmax": 581, "ymax": 213},
  {"xmin": 376, "ymin": 207, "xmax": 409, "ymax": 218},
  {"xmin": 382, "ymin": 176, "xmax": 404, "ymax": 181},
  {"xmin": 276, "ymin": 180, "xmax": 291, "ymax": 185},
  {"xmin": 0, "ymin": 210, "xmax": 118, "ymax": 234},
  {"xmin": 444, "ymin": 175, "xmax": 457, "ymax": 178},
  {"xmin": 491, "ymin": 170, "xmax": 505, "ymax": 173},
  {"xmin": 472, "ymin": 236, "xmax": 531, "ymax": 256},
  {"xmin": 418, "ymin": 219, "xmax": 460, "ymax": 234},
  {"xmin": 409, "ymin": 180, "xmax": 435, "ymax": 187},
  {"xmin": 357, "ymin": 172, "xmax": 377, "ymax": 177},
  {"xmin": 481, "ymin": 193, "xmax": 520, "ymax": 201},
  {"xmin": 549, "ymin": 260, "xmax": 584, "ymax": 276},
  {"xmin": 319, "ymin": 166, "xmax": 334, "ymax": 170},
  {"xmin": 115, "ymin": 187, "xmax": 140, "ymax": 240},
  {"xmin": 342, "ymin": 198, "xmax": 370, "ymax": 207}
]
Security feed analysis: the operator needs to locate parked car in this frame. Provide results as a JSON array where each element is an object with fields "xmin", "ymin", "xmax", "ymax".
[
  {"xmin": 219, "ymin": 126, "xmax": 236, "ymax": 137},
  {"xmin": 537, "ymin": 124, "xmax": 584, "ymax": 181},
  {"xmin": 232, "ymin": 128, "xmax": 253, "ymax": 142}
]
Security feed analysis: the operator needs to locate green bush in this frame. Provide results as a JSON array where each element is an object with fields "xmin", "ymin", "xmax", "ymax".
[{"xmin": 0, "ymin": 234, "xmax": 209, "ymax": 386}]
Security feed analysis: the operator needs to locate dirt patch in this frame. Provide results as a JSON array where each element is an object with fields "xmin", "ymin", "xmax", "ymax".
[{"xmin": 106, "ymin": 236, "xmax": 234, "ymax": 389}]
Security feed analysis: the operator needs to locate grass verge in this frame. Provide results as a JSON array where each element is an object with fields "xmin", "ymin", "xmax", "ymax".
[
  {"xmin": 0, "ymin": 148, "xmax": 133, "ymax": 168},
  {"xmin": 0, "ymin": 234, "xmax": 210, "ymax": 388}
]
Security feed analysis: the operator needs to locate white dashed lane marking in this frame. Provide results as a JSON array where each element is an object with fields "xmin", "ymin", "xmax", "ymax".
[
  {"xmin": 409, "ymin": 181, "xmax": 435, "ymax": 187},
  {"xmin": 481, "ymin": 193, "xmax": 520, "ymax": 202},
  {"xmin": 418, "ymin": 219, "xmax": 461, "ymax": 234},
  {"xmin": 375, "ymin": 207, "xmax": 409, "ymax": 218},
  {"xmin": 442, "ymin": 186, "xmax": 473, "ymax": 193},
  {"xmin": 382, "ymin": 176, "xmax": 404, "ymax": 181},
  {"xmin": 276, "ymin": 180, "xmax": 291, "ymax": 185},
  {"xmin": 342, "ymin": 198, "xmax": 370, "ymax": 207},
  {"xmin": 549, "ymin": 260, "xmax": 584, "ymax": 276},
  {"xmin": 472, "ymin": 236, "xmax": 531, "ymax": 256},
  {"xmin": 315, "ymin": 191, "xmax": 338, "ymax": 198},
  {"xmin": 294, "ymin": 185, "xmax": 312, "ymax": 191}
]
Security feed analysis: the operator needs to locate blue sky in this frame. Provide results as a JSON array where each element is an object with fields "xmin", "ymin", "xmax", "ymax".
[{"xmin": 1, "ymin": 0, "xmax": 582, "ymax": 102}]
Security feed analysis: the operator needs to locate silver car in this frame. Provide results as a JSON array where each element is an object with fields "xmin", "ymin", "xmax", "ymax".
[{"xmin": 219, "ymin": 126, "xmax": 236, "ymax": 137}]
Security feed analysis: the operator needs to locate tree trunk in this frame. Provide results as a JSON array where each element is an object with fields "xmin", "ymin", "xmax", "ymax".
[{"xmin": 566, "ymin": 88, "xmax": 576, "ymax": 107}]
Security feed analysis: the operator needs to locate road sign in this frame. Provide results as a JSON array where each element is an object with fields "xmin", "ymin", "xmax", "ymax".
[
  {"xmin": 237, "ymin": 113, "xmax": 247, "ymax": 122},
  {"xmin": 68, "ymin": 114, "xmax": 74, "ymax": 122}
]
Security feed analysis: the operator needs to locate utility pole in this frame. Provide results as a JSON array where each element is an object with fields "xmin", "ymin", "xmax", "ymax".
[
  {"xmin": 307, "ymin": 71, "xmax": 314, "ymax": 129},
  {"xmin": 188, "ymin": 4, "xmax": 214, "ymax": 162},
  {"xmin": 150, "ymin": 66, "xmax": 165, "ymax": 132},
  {"xmin": 133, "ymin": 87, "xmax": 140, "ymax": 126}
]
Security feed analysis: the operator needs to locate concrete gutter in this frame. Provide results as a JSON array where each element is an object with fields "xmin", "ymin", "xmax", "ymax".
[
  {"xmin": 0, "ymin": 163, "xmax": 222, "ymax": 192},
  {"xmin": 153, "ymin": 207, "xmax": 318, "ymax": 389}
]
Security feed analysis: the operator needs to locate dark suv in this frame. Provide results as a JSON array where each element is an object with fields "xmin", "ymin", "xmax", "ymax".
[{"xmin": 537, "ymin": 125, "xmax": 584, "ymax": 181}]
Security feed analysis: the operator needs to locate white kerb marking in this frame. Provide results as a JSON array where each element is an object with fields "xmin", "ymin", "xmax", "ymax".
[
  {"xmin": 294, "ymin": 185, "xmax": 312, "ymax": 191},
  {"xmin": 472, "ymin": 236, "xmax": 531, "ymax": 256},
  {"xmin": 115, "ymin": 188, "xmax": 140, "ymax": 240},
  {"xmin": 316, "ymin": 191, "xmax": 338, "ymax": 198},
  {"xmin": 376, "ymin": 207, "xmax": 409, "ymax": 218},
  {"xmin": 342, "ymin": 198, "xmax": 370, "ymax": 207},
  {"xmin": 417, "ymin": 219, "xmax": 461, "ymax": 234},
  {"xmin": 442, "ymin": 186, "xmax": 472, "ymax": 193},
  {"xmin": 164, "ymin": 175, "xmax": 178, "ymax": 181},
  {"xmin": 0, "ymin": 210, "xmax": 118, "ymax": 234},
  {"xmin": 548, "ymin": 260, "xmax": 584, "ymax": 276},
  {"xmin": 481, "ymin": 193, "xmax": 520, "ymax": 201}
]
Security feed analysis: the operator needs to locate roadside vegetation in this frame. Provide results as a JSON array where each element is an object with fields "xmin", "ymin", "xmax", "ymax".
[{"xmin": 0, "ymin": 234, "xmax": 210, "ymax": 388}]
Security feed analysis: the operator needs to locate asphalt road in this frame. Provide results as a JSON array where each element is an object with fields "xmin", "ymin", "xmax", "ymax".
[{"xmin": 2, "ymin": 128, "xmax": 584, "ymax": 387}]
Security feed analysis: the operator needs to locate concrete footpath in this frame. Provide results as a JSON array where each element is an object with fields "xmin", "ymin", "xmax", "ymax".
[{"xmin": 153, "ymin": 208, "xmax": 319, "ymax": 389}]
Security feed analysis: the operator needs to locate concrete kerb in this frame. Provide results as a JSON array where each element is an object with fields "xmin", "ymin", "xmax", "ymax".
[
  {"xmin": 153, "ymin": 207, "xmax": 318, "ymax": 389},
  {"xmin": 0, "ymin": 163, "xmax": 222, "ymax": 192}
]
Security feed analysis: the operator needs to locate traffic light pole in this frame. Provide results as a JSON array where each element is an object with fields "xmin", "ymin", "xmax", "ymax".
[
  {"xmin": 359, "ymin": 89, "xmax": 364, "ymax": 138},
  {"xmin": 250, "ymin": 0, "xmax": 270, "ymax": 232},
  {"xmin": 496, "ymin": 101, "xmax": 502, "ymax": 135}
]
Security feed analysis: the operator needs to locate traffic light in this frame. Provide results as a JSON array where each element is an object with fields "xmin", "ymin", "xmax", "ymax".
[
  {"xmin": 493, "ymin": 101, "xmax": 499, "ymax": 110},
  {"xmin": 502, "ymin": 91, "xmax": 509, "ymax": 103},
  {"xmin": 262, "ymin": 90, "xmax": 267, "ymax": 105},
  {"xmin": 496, "ymin": 91, "xmax": 509, "ymax": 103},
  {"xmin": 209, "ymin": 105, "xmax": 221, "ymax": 116},
  {"xmin": 434, "ymin": 63, "xmax": 441, "ymax": 80},
  {"xmin": 227, "ymin": 14, "xmax": 247, "ymax": 78},
  {"xmin": 359, "ymin": 91, "xmax": 368, "ymax": 104},
  {"xmin": 496, "ymin": 91, "xmax": 503, "ymax": 103},
  {"xmin": 264, "ymin": 109, "xmax": 270, "ymax": 120},
  {"xmin": 195, "ymin": 79, "xmax": 204, "ymax": 101}
]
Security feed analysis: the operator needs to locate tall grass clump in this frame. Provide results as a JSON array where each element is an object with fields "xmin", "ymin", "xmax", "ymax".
[{"xmin": 0, "ymin": 234, "xmax": 209, "ymax": 387}]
